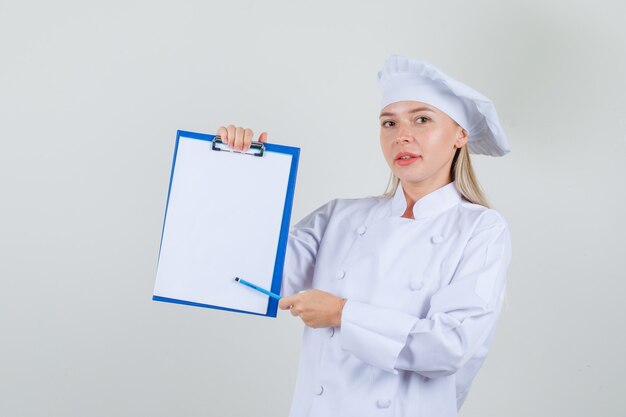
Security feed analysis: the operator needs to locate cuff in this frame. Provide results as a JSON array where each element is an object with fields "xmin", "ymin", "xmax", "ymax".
[{"xmin": 340, "ymin": 300, "xmax": 418, "ymax": 373}]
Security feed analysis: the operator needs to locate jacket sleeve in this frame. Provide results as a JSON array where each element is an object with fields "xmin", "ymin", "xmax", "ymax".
[
  {"xmin": 339, "ymin": 211, "xmax": 512, "ymax": 376},
  {"xmin": 281, "ymin": 200, "xmax": 335, "ymax": 296}
]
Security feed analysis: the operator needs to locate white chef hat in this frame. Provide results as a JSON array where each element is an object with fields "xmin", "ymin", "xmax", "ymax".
[{"xmin": 378, "ymin": 54, "xmax": 510, "ymax": 157}]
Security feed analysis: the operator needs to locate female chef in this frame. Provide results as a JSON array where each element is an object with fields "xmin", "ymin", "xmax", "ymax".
[{"xmin": 217, "ymin": 55, "xmax": 512, "ymax": 417}]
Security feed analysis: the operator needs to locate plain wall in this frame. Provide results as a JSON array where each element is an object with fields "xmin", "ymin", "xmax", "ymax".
[{"xmin": 1, "ymin": 0, "xmax": 625, "ymax": 416}]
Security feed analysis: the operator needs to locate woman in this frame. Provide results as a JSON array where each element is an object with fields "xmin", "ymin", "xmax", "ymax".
[{"xmin": 218, "ymin": 55, "xmax": 512, "ymax": 417}]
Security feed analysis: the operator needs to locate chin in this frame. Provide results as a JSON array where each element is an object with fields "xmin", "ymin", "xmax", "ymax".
[
  {"xmin": 395, "ymin": 172, "xmax": 428, "ymax": 184},
  {"xmin": 399, "ymin": 178, "xmax": 428, "ymax": 186}
]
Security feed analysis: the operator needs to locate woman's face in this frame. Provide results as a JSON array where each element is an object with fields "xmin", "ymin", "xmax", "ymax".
[{"xmin": 379, "ymin": 100, "xmax": 468, "ymax": 188}]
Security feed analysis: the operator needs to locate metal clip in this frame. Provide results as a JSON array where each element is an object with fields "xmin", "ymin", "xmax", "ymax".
[{"xmin": 212, "ymin": 135, "xmax": 265, "ymax": 157}]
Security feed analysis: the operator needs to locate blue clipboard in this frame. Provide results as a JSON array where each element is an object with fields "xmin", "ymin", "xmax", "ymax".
[{"xmin": 153, "ymin": 130, "xmax": 299, "ymax": 317}]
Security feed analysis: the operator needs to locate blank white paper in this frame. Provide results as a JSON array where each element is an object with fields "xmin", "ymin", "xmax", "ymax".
[{"xmin": 153, "ymin": 135, "xmax": 294, "ymax": 315}]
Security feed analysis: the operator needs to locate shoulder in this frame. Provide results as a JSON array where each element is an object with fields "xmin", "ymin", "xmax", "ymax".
[
  {"xmin": 459, "ymin": 199, "xmax": 508, "ymax": 226},
  {"xmin": 454, "ymin": 200, "xmax": 510, "ymax": 240}
]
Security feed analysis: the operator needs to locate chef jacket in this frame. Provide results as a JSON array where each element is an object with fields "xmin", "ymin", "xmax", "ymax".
[{"xmin": 281, "ymin": 181, "xmax": 512, "ymax": 417}]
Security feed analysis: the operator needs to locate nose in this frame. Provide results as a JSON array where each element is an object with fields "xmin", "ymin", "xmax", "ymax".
[
  {"xmin": 395, "ymin": 135, "xmax": 410, "ymax": 144},
  {"xmin": 395, "ymin": 126, "xmax": 412, "ymax": 144}
]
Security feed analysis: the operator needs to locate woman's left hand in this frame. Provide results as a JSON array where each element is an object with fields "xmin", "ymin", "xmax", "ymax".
[{"xmin": 278, "ymin": 290, "xmax": 347, "ymax": 328}]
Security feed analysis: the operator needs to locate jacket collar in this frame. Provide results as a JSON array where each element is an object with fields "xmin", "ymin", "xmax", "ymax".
[{"xmin": 390, "ymin": 181, "xmax": 463, "ymax": 219}]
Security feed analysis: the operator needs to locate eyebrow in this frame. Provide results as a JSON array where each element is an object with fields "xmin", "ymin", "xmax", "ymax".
[{"xmin": 379, "ymin": 107, "xmax": 437, "ymax": 118}]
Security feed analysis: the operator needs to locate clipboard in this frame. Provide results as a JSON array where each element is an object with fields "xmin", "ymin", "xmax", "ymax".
[{"xmin": 153, "ymin": 130, "xmax": 300, "ymax": 317}]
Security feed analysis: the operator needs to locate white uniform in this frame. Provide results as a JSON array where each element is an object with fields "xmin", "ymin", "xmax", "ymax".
[{"xmin": 282, "ymin": 182, "xmax": 512, "ymax": 417}]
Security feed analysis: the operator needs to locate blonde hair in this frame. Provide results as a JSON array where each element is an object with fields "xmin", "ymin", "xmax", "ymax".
[{"xmin": 384, "ymin": 145, "xmax": 490, "ymax": 208}]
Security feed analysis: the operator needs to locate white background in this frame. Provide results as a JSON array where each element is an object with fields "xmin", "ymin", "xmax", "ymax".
[{"xmin": 1, "ymin": 1, "xmax": 624, "ymax": 416}]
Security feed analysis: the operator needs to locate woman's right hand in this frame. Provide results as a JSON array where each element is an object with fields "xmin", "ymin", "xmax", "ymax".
[{"xmin": 216, "ymin": 124, "xmax": 268, "ymax": 152}]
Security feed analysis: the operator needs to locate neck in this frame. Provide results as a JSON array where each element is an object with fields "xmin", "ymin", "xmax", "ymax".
[{"xmin": 400, "ymin": 176, "xmax": 452, "ymax": 219}]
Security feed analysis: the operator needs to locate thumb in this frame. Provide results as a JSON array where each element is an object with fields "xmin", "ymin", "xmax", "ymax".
[{"xmin": 259, "ymin": 132, "xmax": 268, "ymax": 143}]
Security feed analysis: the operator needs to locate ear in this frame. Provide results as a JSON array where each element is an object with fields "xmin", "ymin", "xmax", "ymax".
[{"xmin": 454, "ymin": 127, "xmax": 469, "ymax": 149}]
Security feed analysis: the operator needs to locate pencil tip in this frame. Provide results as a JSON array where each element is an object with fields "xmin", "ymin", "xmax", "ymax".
[{"xmin": 234, "ymin": 277, "xmax": 240, "ymax": 282}]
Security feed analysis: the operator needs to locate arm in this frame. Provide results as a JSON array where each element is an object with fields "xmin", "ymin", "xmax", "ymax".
[{"xmin": 340, "ymin": 212, "xmax": 512, "ymax": 376}]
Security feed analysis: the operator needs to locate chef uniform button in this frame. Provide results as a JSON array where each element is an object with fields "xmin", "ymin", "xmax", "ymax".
[
  {"xmin": 431, "ymin": 234, "xmax": 444, "ymax": 244},
  {"xmin": 409, "ymin": 278, "xmax": 424, "ymax": 291},
  {"xmin": 315, "ymin": 385, "xmax": 324, "ymax": 396},
  {"xmin": 336, "ymin": 270, "xmax": 346, "ymax": 280},
  {"xmin": 328, "ymin": 327, "xmax": 335, "ymax": 337},
  {"xmin": 357, "ymin": 225, "xmax": 367, "ymax": 236},
  {"xmin": 376, "ymin": 399, "xmax": 391, "ymax": 409}
]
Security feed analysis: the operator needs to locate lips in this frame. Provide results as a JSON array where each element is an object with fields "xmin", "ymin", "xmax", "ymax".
[
  {"xmin": 394, "ymin": 152, "xmax": 422, "ymax": 166},
  {"xmin": 394, "ymin": 152, "xmax": 419, "ymax": 160}
]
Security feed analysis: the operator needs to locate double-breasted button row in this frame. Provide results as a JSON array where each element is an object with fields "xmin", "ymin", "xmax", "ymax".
[
  {"xmin": 357, "ymin": 225, "xmax": 367, "ymax": 236},
  {"xmin": 336, "ymin": 270, "xmax": 346, "ymax": 280},
  {"xmin": 315, "ymin": 385, "xmax": 324, "ymax": 396}
]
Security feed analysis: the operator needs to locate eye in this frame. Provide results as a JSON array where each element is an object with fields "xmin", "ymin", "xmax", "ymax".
[
  {"xmin": 381, "ymin": 120, "xmax": 395, "ymax": 128},
  {"xmin": 415, "ymin": 116, "xmax": 429, "ymax": 124}
]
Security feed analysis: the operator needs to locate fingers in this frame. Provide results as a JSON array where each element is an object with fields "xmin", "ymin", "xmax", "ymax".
[
  {"xmin": 278, "ymin": 295, "xmax": 295, "ymax": 310},
  {"xmin": 243, "ymin": 128, "xmax": 253, "ymax": 150},
  {"xmin": 278, "ymin": 291, "xmax": 311, "ymax": 313},
  {"xmin": 233, "ymin": 127, "xmax": 254, "ymax": 151},
  {"xmin": 217, "ymin": 126, "xmax": 228, "ymax": 144},
  {"xmin": 233, "ymin": 126, "xmax": 246, "ymax": 151},
  {"xmin": 279, "ymin": 294, "xmax": 302, "ymax": 317},
  {"xmin": 226, "ymin": 125, "xmax": 236, "ymax": 147},
  {"xmin": 279, "ymin": 290, "xmax": 344, "ymax": 328},
  {"xmin": 216, "ymin": 125, "xmax": 269, "ymax": 150}
]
